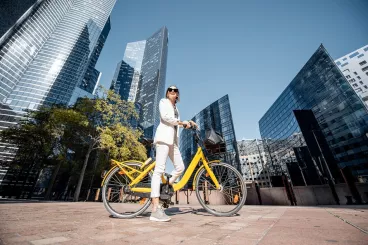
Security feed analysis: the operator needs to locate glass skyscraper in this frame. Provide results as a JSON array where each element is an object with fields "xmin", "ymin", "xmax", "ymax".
[
  {"xmin": 137, "ymin": 27, "xmax": 169, "ymax": 139},
  {"xmin": 110, "ymin": 60, "xmax": 136, "ymax": 102},
  {"xmin": 0, "ymin": 0, "xmax": 116, "ymax": 170},
  {"xmin": 79, "ymin": 18, "xmax": 111, "ymax": 95},
  {"xmin": 111, "ymin": 40, "xmax": 146, "ymax": 103},
  {"xmin": 0, "ymin": 0, "xmax": 115, "ymax": 132},
  {"xmin": 259, "ymin": 45, "xmax": 368, "ymax": 186},
  {"xmin": 111, "ymin": 27, "xmax": 168, "ymax": 140},
  {"xmin": 0, "ymin": 0, "xmax": 38, "ymax": 41},
  {"xmin": 179, "ymin": 95, "xmax": 240, "ymax": 187}
]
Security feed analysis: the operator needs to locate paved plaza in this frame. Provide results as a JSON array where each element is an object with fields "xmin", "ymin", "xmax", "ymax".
[{"xmin": 0, "ymin": 201, "xmax": 367, "ymax": 245}]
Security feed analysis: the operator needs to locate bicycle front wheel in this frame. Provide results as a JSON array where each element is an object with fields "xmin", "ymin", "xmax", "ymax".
[
  {"xmin": 102, "ymin": 162, "xmax": 152, "ymax": 219},
  {"xmin": 195, "ymin": 162, "xmax": 246, "ymax": 216}
]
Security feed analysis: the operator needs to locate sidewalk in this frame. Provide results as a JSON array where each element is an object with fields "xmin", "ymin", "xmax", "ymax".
[{"xmin": 0, "ymin": 202, "xmax": 367, "ymax": 244}]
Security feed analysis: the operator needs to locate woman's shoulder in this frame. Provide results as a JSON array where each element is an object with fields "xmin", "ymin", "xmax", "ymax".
[{"xmin": 160, "ymin": 98, "xmax": 169, "ymax": 104}]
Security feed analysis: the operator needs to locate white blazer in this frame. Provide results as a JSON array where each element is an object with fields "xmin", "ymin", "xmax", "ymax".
[{"xmin": 154, "ymin": 98, "xmax": 180, "ymax": 145}]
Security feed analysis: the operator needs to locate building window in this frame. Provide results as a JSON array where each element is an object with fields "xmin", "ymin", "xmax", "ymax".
[
  {"xmin": 353, "ymin": 84, "xmax": 358, "ymax": 87},
  {"xmin": 346, "ymin": 75, "xmax": 351, "ymax": 79},
  {"xmin": 349, "ymin": 52, "xmax": 359, "ymax": 58},
  {"xmin": 360, "ymin": 81, "xmax": 364, "ymax": 85},
  {"xmin": 365, "ymin": 85, "xmax": 368, "ymax": 89},
  {"xmin": 354, "ymin": 72, "xmax": 358, "ymax": 75},
  {"xmin": 362, "ymin": 66, "xmax": 368, "ymax": 72},
  {"xmin": 359, "ymin": 60, "xmax": 367, "ymax": 66},
  {"xmin": 349, "ymin": 78, "xmax": 356, "ymax": 83},
  {"xmin": 336, "ymin": 61, "xmax": 341, "ymax": 66},
  {"xmin": 357, "ymin": 76, "xmax": 361, "ymax": 80},
  {"xmin": 358, "ymin": 54, "xmax": 364, "ymax": 58},
  {"xmin": 341, "ymin": 62, "xmax": 349, "ymax": 67}
]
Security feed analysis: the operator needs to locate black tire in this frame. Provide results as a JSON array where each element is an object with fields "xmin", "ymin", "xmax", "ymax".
[
  {"xmin": 102, "ymin": 163, "xmax": 152, "ymax": 219},
  {"xmin": 195, "ymin": 162, "xmax": 247, "ymax": 216}
]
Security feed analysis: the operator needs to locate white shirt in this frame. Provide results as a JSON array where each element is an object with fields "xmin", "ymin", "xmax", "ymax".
[{"xmin": 153, "ymin": 98, "xmax": 180, "ymax": 145}]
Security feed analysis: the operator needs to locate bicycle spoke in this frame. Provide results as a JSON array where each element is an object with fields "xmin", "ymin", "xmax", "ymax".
[
  {"xmin": 195, "ymin": 163, "xmax": 246, "ymax": 216},
  {"xmin": 103, "ymin": 164, "xmax": 152, "ymax": 218}
]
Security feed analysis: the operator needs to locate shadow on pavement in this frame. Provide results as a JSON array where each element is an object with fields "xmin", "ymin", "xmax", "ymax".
[
  {"xmin": 107, "ymin": 207, "xmax": 221, "ymax": 219},
  {"xmin": 0, "ymin": 198, "xmax": 62, "ymax": 204}
]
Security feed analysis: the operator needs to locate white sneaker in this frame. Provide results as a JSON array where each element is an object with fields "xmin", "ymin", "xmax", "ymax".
[{"xmin": 150, "ymin": 206, "xmax": 171, "ymax": 222}]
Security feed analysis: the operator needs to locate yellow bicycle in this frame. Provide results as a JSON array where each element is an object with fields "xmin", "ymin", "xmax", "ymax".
[{"xmin": 101, "ymin": 128, "xmax": 246, "ymax": 218}]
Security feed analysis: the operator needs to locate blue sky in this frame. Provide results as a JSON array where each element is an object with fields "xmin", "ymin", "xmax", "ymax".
[{"xmin": 96, "ymin": 0, "xmax": 368, "ymax": 140}]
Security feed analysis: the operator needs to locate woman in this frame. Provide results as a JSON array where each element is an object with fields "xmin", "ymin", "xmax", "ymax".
[{"xmin": 150, "ymin": 85, "xmax": 197, "ymax": 222}]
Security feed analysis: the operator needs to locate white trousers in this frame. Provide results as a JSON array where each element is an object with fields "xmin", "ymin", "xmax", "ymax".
[{"xmin": 151, "ymin": 143, "xmax": 185, "ymax": 198}]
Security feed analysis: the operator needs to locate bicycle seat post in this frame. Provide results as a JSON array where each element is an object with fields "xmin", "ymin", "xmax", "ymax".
[{"xmin": 164, "ymin": 173, "xmax": 172, "ymax": 185}]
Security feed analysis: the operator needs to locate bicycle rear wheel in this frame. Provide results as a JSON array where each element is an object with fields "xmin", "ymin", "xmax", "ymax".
[
  {"xmin": 102, "ymin": 162, "xmax": 152, "ymax": 218},
  {"xmin": 195, "ymin": 162, "xmax": 246, "ymax": 216}
]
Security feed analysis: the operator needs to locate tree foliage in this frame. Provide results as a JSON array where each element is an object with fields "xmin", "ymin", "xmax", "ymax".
[{"xmin": 0, "ymin": 88, "xmax": 147, "ymax": 201}]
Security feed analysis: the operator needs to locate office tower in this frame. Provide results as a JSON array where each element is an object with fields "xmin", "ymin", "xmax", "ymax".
[
  {"xmin": 179, "ymin": 94, "xmax": 240, "ymax": 188},
  {"xmin": 259, "ymin": 45, "xmax": 368, "ymax": 186},
  {"xmin": 111, "ymin": 27, "xmax": 169, "ymax": 140},
  {"xmin": 0, "ymin": 0, "xmax": 116, "ymax": 191},
  {"xmin": 0, "ymin": 0, "xmax": 115, "ymax": 131},
  {"xmin": 137, "ymin": 27, "xmax": 168, "ymax": 139},
  {"xmin": 335, "ymin": 44, "xmax": 368, "ymax": 107},
  {"xmin": 0, "ymin": 0, "xmax": 38, "ymax": 40},
  {"xmin": 238, "ymin": 139, "xmax": 271, "ymax": 187},
  {"xmin": 110, "ymin": 40, "xmax": 147, "ymax": 103}
]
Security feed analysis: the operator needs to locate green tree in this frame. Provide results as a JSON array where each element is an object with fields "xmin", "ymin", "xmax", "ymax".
[
  {"xmin": 0, "ymin": 107, "xmax": 59, "ymax": 198},
  {"xmin": 72, "ymin": 88, "xmax": 146, "ymax": 201},
  {"xmin": 43, "ymin": 108, "xmax": 88, "ymax": 200}
]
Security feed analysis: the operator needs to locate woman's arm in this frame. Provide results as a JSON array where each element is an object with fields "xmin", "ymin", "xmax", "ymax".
[
  {"xmin": 159, "ymin": 99, "xmax": 179, "ymax": 126},
  {"xmin": 159, "ymin": 99, "xmax": 190, "ymax": 127}
]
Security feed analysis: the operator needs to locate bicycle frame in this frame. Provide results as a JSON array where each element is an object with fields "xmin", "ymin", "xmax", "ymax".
[{"xmin": 101, "ymin": 146, "xmax": 221, "ymax": 193}]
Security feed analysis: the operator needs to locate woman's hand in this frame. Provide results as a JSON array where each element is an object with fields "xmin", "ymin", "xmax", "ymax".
[
  {"xmin": 189, "ymin": 120, "xmax": 198, "ymax": 129},
  {"xmin": 180, "ymin": 120, "xmax": 190, "ymax": 129},
  {"xmin": 180, "ymin": 120, "xmax": 197, "ymax": 129}
]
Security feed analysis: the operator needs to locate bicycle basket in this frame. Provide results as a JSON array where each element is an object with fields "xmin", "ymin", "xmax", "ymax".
[{"xmin": 204, "ymin": 128, "xmax": 226, "ymax": 155}]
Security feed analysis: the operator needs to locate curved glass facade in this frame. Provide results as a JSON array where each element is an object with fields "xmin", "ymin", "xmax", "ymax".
[
  {"xmin": 259, "ymin": 45, "xmax": 368, "ymax": 184},
  {"xmin": 0, "ymin": 0, "xmax": 72, "ymax": 112},
  {"xmin": 0, "ymin": 0, "xmax": 38, "ymax": 40},
  {"xmin": 179, "ymin": 95, "xmax": 240, "ymax": 186},
  {"xmin": 0, "ymin": 0, "xmax": 116, "ymax": 161},
  {"xmin": 0, "ymin": 0, "xmax": 115, "ymax": 127}
]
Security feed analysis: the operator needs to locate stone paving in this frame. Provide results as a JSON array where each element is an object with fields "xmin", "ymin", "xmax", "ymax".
[{"xmin": 0, "ymin": 201, "xmax": 367, "ymax": 245}]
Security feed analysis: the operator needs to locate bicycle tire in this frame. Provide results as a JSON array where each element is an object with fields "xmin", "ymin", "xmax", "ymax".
[
  {"xmin": 195, "ymin": 162, "xmax": 246, "ymax": 216},
  {"xmin": 102, "ymin": 163, "xmax": 152, "ymax": 219}
]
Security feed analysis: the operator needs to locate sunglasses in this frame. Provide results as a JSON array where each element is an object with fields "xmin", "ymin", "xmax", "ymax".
[{"xmin": 168, "ymin": 88, "xmax": 179, "ymax": 92}]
